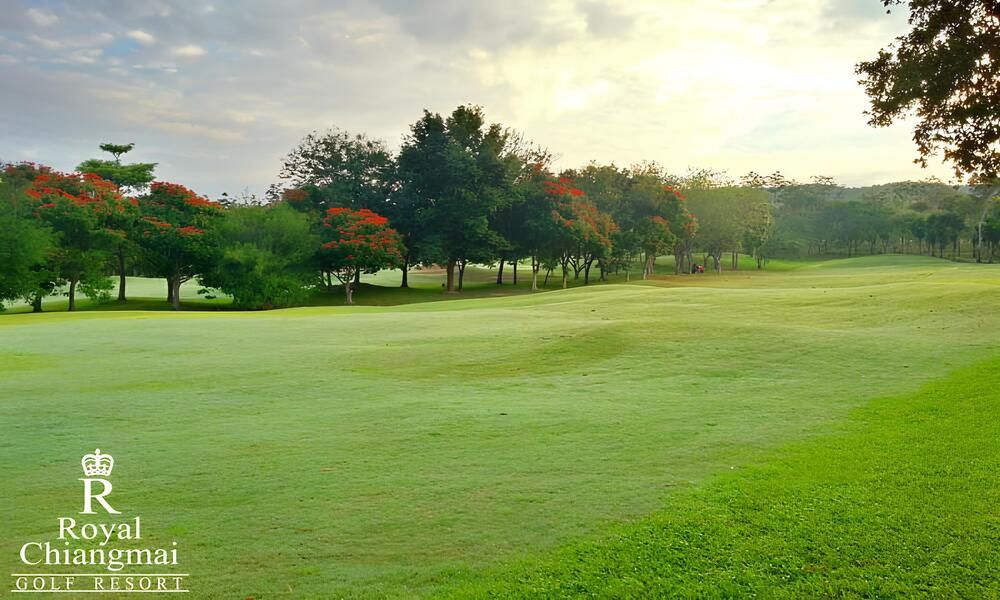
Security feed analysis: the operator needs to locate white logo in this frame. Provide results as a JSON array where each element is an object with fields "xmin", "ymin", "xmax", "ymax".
[
  {"xmin": 80, "ymin": 449, "xmax": 120, "ymax": 515},
  {"xmin": 11, "ymin": 448, "xmax": 187, "ymax": 594}
]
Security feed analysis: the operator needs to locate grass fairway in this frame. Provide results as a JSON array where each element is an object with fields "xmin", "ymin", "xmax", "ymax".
[
  {"xmin": 2, "ymin": 255, "xmax": 999, "ymax": 597},
  {"xmin": 441, "ymin": 358, "xmax": 1000, "ymax": 597}
]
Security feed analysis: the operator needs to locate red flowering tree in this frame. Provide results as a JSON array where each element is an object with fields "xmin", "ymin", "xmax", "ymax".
[
  {"xmin": 26, "ymin": 170, "xmax": 123, "ymax": 310},
  {"xmin": 137, "ymin": 182, "xmax": 222, "ymax": 310},
  {"xmin": 619, "ymin": 173, "xmax": 695, "ymax": 277},
  {"xmin": 319, "ymin": 207, "xmax": 403, "ymax": 304},
  {"xmin": 546, "ymin": 178, "xmax": 617, "ymax": 287}
]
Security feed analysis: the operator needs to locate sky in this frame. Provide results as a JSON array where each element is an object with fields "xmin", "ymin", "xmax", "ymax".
[{"xmin": 0, "ymin": 0, "xmax": 953, "ymax": 199}]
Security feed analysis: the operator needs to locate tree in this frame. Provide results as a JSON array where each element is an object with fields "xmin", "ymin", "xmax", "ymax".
[
  {"xmin": 397, "ymin": 106, "xmax": 520, "ymax": 292},
  {"xmin": 25, "ymin": 171, "xmax": 121, "ymax": 311},
  {"xmin": 744, "ymin": 200, "xmax": 776, "ymax": 268},
  {"xmin": 137, "ymin": 182, "xmax": 222, "ymax": 310},
  {"xmin": 686, "ymin": 187, "xmax": 770, "ymax": 272},
  {"xmin": 76, "ymin": 142, "xmax": 156, "ymax": 193},
  {"xmin": 926, "ymin": 211, "xmax": 966, "ymax": 257},
  {"xmin": 278, "ymin": 128, "xmax": 397, "ymax": 285},
  {"xmin": 0, "ymin": 164, "xmax": 54, "ymax": 311},
  {"xmin": 545, "ymin": 178, "xmax": 617, "ymax": 287},
  {"xmin": 76, "ymin": 143, "xmax": 156, "ymax": 302},
  {"xmin": 570, "ymin": 164, "xmax": 632, "ymax": 280},
  {"xmin": 199, "ymin": 203, "xmax": 319, "ymax": 309},
  {"xmin": 319, "ymin": 207, "xmax": 403, "ymax": 304},
  {"xmin": 279, "ymin": 128, "xmax": 394, "ymax": 211},
  {"xmin": 857, "ymin": 1, "xmax": 1000, "ymax": 179}
]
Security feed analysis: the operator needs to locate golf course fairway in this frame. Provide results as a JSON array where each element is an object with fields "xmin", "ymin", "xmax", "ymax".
[{"xmin": 2, "ymin": 255, "xmax": 998, "ymax": 597}]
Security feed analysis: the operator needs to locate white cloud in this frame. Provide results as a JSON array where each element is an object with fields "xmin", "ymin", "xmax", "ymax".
[
  {"xmin": 25, "ymin": 8, "xmax": 58, "ymax": 27},
  {"xmin": 171, "ymin": 44, "xmax": 206, "ymax": 58},
  {"xmin": 127, "ymin": 30, "xmax": 156, "ymax": 45},
  {"xmin": 0, "ymin": 0, "xmax": 952, "ymax": 197},
  {"xmin": 27, "ymin": 35, "xmax": 62, "ymax": 50}
]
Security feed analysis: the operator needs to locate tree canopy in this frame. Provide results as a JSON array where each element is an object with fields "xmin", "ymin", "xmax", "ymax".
[{"xmin": 857, "ymin": 1, "xmax": 1000, "ymax": 179}]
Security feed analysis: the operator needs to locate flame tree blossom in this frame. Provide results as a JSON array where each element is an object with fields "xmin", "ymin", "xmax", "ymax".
[
  {"xmin": 24, "ymin": 169, "xmax": 125, "ymax": 311},
  {"xmin": 137, "ymin": 181, "xmax": 222, "ymax": 310},
  {"xmin": 320, "ymin": 207, "xmax": 404, "ymax": 304}
]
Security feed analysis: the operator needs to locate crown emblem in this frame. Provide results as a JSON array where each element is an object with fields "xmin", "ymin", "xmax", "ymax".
[{"xmin": 82, "ymin": 449, "xmax": 114, "ymax": 477}]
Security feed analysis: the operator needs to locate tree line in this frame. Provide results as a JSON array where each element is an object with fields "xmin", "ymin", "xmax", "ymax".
[{"xmin": 1, "ymin": 104, "xmax": 998, "ymax": 312}]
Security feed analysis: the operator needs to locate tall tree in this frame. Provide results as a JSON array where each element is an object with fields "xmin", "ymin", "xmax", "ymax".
[
  {"xmin": 545, "ymin": 178, "xmax": 617, "ymax": 287},
  {"xmin": 279, "ymin": 128, "xmax": 394, "ymax": 214},
  {"xmin": 857, "ymin": 1, "xmax": 1000, "ymax": 179},
  {"xmin": 26, "ymin": 171, "xmax": 121, "ymax": 311},
  {"xmin": 279, "ymin": 128, "xmax": 396, "ymax": 286},
  {"xmin": 137, "ymin": 182, "xmax": 222, "ymax": 310},
  {"xmin": 397, "ymin": 105, "xmax": 519, "ymax": 292},
  {"xmin": 686, "ymin": 187, "xmax": 771, "ymax": 272},
  {"xmin": 76, "ymin": 142, "xmax": 157, "ymax": 193},
  {"xmin": 76, "ymin": 142, "xmax": 156, "ymax": 302},
  {"xmin": 318, "ymin": 207, "xmax": 403, "ymax": 304}
]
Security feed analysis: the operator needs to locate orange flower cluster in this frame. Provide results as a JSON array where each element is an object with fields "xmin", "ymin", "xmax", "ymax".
[
  {"xmin": 326, "ymin": 207, "xmax": 389, "ymax": 226},
  {"xmin": 663, "ymin": 185, "xmax": 686, "ymax": 201},
  {"xmin": 150, "ymin": 181, "xmax": 222, "ymax": 210},
  {"xmin": 26, "ymin": 170, "xmax": 122, "ymax": 211},
  {"xmin": 321, "ymin": 207, "xmax": 402, "ymax": 263},
  {"xmin": 543, "ymin": 180, "xmax": 585, "ymax": 197}
]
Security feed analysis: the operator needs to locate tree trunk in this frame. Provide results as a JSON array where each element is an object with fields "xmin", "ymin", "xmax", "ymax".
[
  {"xmin": 68, "ymin": 278, "xmax": 78, "ymax": 312},
  {"xmin": 496, "ymin": 258, "xmax": 505, "ymax": 285},
  {"xmin": 166, "ymin": 278, "xmax": 174, "ymax": 304},
  {"xmin": 458, "ymin": 260, "xmax": 466, "ymax": 291},
  {"xmin": 561, "ymin": 261, "xmax": 569, "ymax": 289},
  {"xmin": 643, "ymin": 253, "xmax": 655, "ymax": 279},
  {"xmin": 170, "ymin": 278, "xmax": 182, "ymax": 311},
  {"xmin": 445, "ymin": 259, "xmax": 456, "ymax": 292},
  {"xmin": 117, "ymin": 248, "xmax": 127, "ymax": 303},
  {"xmin": 584, "ymin": 259, "xmax": 593, "ymax": 284},
  {"xmin": 513, "ymin": 261, "xmax": 518, "ymax": 285},
  {"xmin": 353, "ymin": 269, "xmax": 361, "ymax": 286},
  {"xmin": 712, "ymin": 253, "xmax": 721, "ymax": 273},
  {"xmin": 543, "ymin": 268, "xmax": 551, "ymax": 287},
  {"xmin": 344, "ymin": 271, "xmax": 354, "ymax": 305},
  {"xmin": 531, "ymin": 258, "xmax": 539, "ymax": 291},
  {"xmin": 31, "ymin": 293, "xmax": 42, "ymax": 313},
  {"xmin": 401, "ymin": 256, "xmax": 409, "ymax": 288}
]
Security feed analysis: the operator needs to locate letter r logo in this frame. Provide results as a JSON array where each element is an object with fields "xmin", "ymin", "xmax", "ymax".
[{"xmin": 79, "ymin": 478, "xmax": 120, "ymax": 514}]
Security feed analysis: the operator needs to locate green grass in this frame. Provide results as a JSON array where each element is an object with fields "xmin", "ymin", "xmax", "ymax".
[
  {"xmin": 2, "ymin": 255, "xmax": 999, "ymax": 597},
  {"xmin": 0, "ymin": 253, "xmax": 811, "ymax": 315},
  {"xmin": 439, "ymin": 357, "xmax": 1000, "ymax": 598}
]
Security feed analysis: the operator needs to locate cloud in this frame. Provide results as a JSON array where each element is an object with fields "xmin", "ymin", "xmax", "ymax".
[
  {"xmin": 28, "ymin": 35, "xmax": 62, "ymax": 50},
  {"xmin": 0, "ymin": 0, "xmax": 952, "ymax": 197},
  {"xmin": 170, "ymin": 44, "xmax": 207, "ymax": 58},
  {"xmin": 581, "ymin": 1, "xmax": 638, "ymax": 38},
  {"xmin": 127, "ymin": 30, "xmax": 156, "ymax": 45},
  {"xmin": 25, "ymin": 8, "xmax": 58, "ymax": 27}
]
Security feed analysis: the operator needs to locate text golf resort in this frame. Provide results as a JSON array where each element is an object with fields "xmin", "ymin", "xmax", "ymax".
[{"xmin": 11, "ymin": 450, "xmax": 187, "ymax": 593}]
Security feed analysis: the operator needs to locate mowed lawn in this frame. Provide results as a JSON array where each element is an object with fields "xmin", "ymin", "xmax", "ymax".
[{"xmin": 1, "ymin": 255, "xmax": 999, "ymax": 597}]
